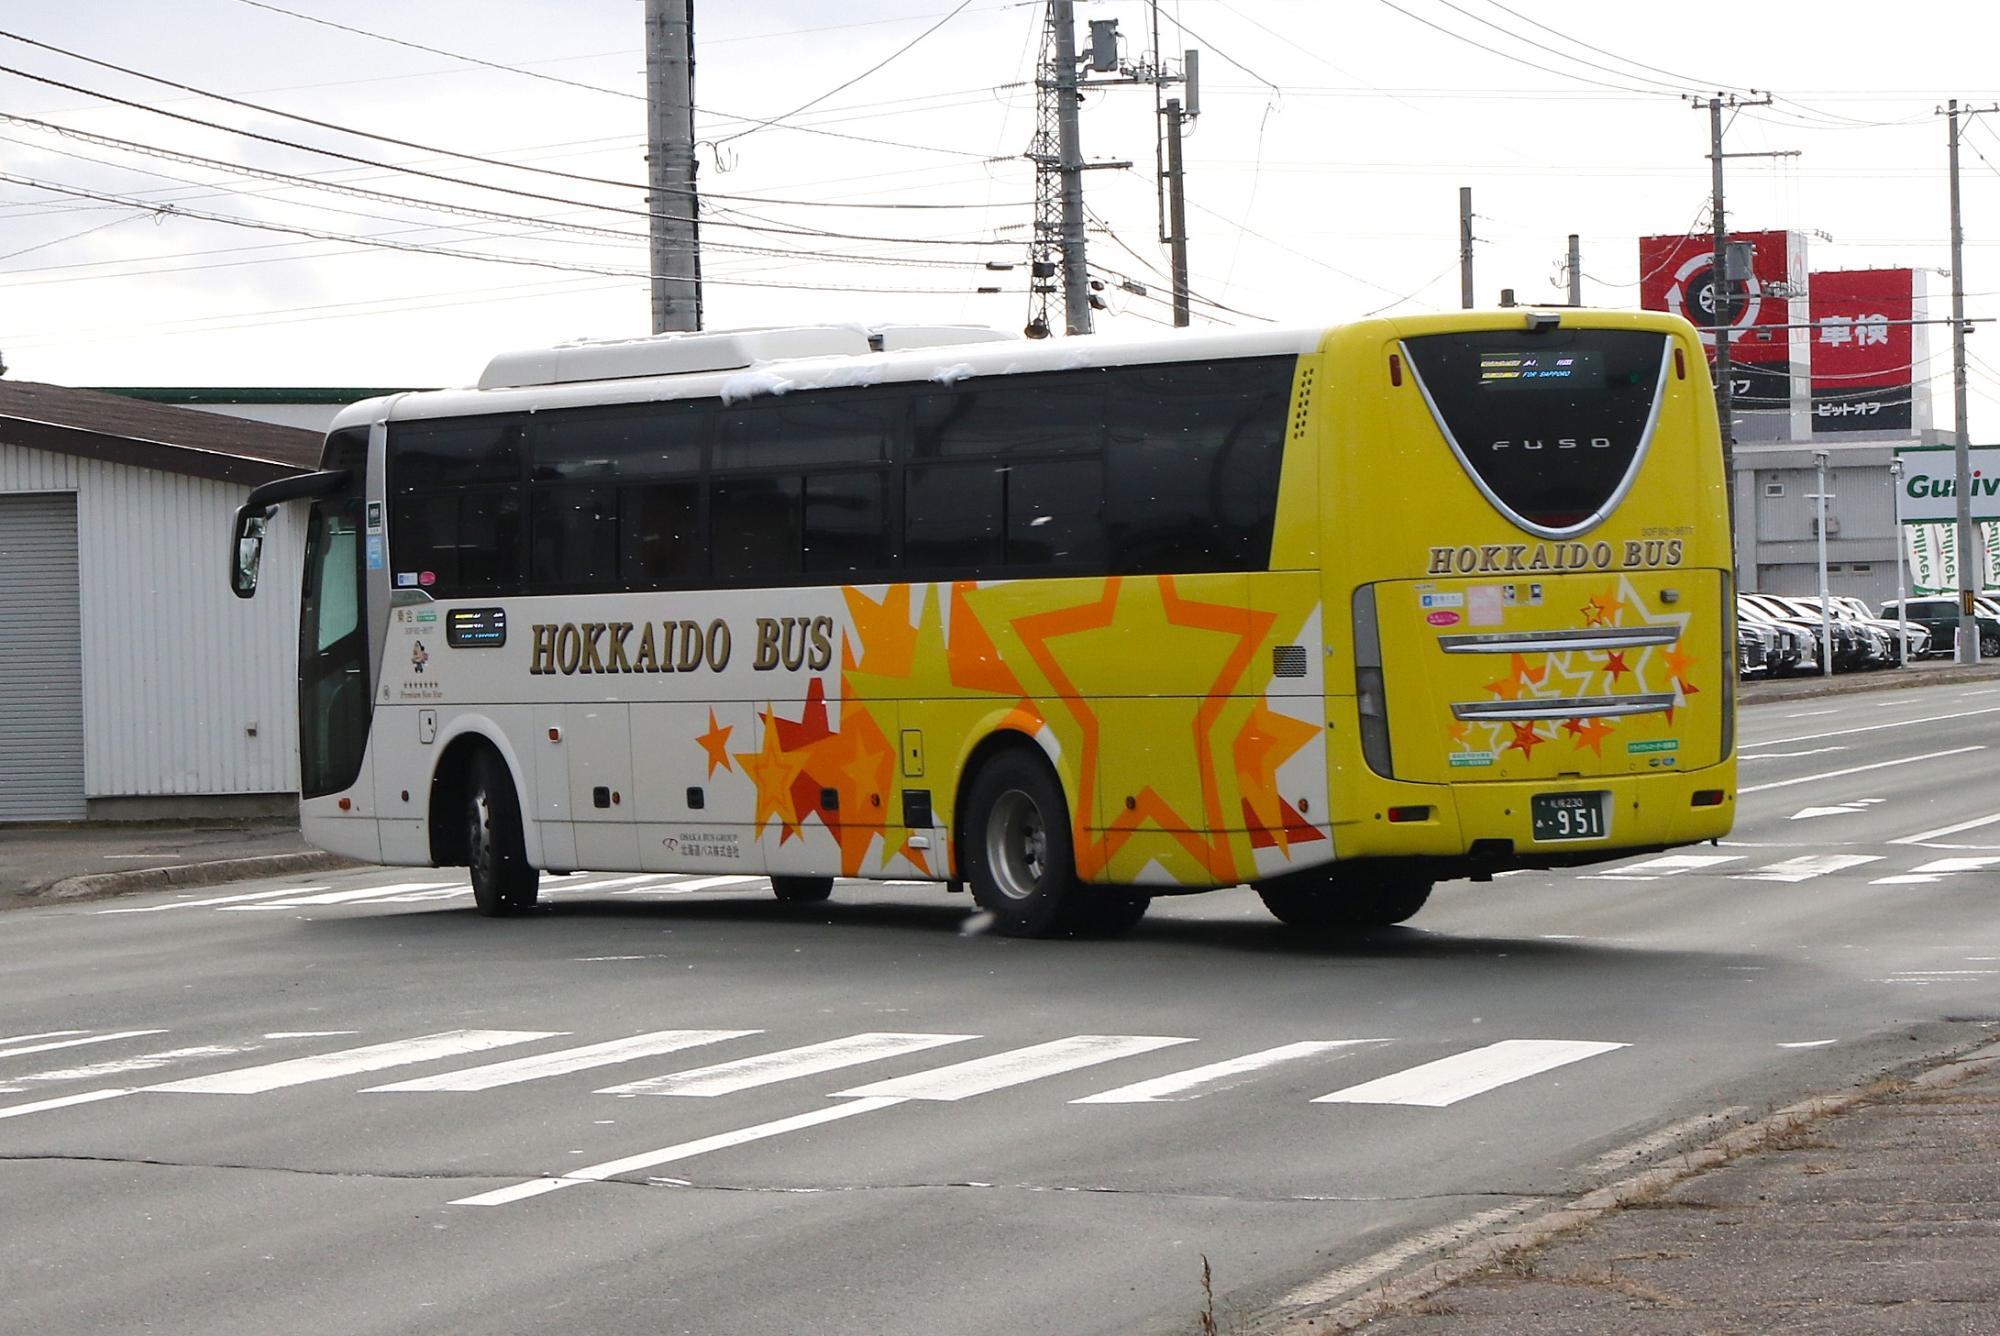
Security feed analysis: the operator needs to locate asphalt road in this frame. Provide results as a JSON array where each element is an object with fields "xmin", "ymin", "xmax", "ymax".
[{"xmin": 3, "ymin": 679, "xmax": 1998, "ymax": 1335}]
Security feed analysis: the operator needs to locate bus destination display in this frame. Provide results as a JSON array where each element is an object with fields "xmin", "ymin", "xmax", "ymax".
[{"xmin": 1479, "ymin": 349, "xmax": 1602, "ymax": 391}]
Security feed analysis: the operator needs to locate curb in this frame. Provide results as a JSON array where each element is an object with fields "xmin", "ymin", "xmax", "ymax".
[
  {"xmin": 28, "ymin": 851, "xmax": 359, "ymax": 905},
  {"xmin": 1254, "ymin": 1034, "xmax": 2000, "ymax": 1334},
  {"xmin": 1739, "ymin": 661, "xmax": 2000, "ymax": 706}
]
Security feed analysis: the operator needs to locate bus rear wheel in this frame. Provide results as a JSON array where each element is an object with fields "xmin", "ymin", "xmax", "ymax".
[
  {"xmin": 1256, "ymin": 869, "xmax": 1430, "ymax": 932},
  {"xmin": 962, "ymin": 750, "xmax": 1096, "ymax": 938},
  {"xmin": 771, "ymin": 875, "xmax": 834, "ymax": 903},
  {"xmin": 466, "ymin": 751, "xmax": 538, "ymax": 917}
]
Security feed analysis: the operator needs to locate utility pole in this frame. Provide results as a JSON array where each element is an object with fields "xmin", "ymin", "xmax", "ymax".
[
  {"xmin": 1942, "ymin": 98, "xmax": 1999, "ymax": 663},
  {"xmin": 1459, "ymin": 187, "xmax": 1474, "ymax": 309},
  {"xmin": 1028, "ymin": 1, "xmax": 1092, "ymax": 336},
  {"xmin": 644, "ymin": 0, "xmax": 701, "ymax": 333},
  {"xmin": 1164, "ymin": 97, "xmax": 1190, "ymax": 326},
  {"xmin": 1566, "ymin": 233, "xmax": 1582, "ymax": 306}
]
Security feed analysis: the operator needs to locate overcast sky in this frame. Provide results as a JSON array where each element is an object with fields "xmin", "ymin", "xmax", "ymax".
[{"xmin": 3, "ymin": 1, "xmax": 1998, "ymax": 430}]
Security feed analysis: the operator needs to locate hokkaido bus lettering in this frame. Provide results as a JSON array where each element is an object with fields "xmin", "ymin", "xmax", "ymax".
[
  {"xmin": 1425, "ymin": 538, "xmax": 1683, "ymax": 576},
  {"xmin": 527, "ymin": 615, "xmax": 835, "ymax": 675}
]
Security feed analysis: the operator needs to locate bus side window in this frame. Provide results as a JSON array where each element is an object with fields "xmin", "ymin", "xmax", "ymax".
[
  {"xmin": 530, "ymin": 485, "xmax": 619, "ymax": 592},
  {"xmin": 621, "ymin": 481, "xmax": 703, "ymax": 589}
]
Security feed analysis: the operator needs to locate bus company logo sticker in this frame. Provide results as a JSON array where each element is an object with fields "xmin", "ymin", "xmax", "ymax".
[
  {"xmin": 1448, "ymin": 750, "xmax": 1497, "ymax": 768},
  {"xmin": 662, "ymin": 832, "xmax": 741, "ymax": 860},
  {"xmin": 1426, "ymin": 539, "xmax": 1684, "ymax": 576},
  {"xmin": 1418, "ymin": 591, "xmax": 1464, "ymax": 609},
  {"xmin": 1426, "ymin": 609, "xmax": 1461, "ymax": 627}
]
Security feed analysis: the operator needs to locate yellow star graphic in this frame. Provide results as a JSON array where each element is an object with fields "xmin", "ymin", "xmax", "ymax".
[{"xmin": 733, "ymin": 707, "xmax": 808, "ymax": 841}]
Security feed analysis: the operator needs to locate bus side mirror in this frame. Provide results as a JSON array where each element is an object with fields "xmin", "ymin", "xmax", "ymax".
[{"xmin": 232, "ymin": 506, "xmax": 271, "ymax": 598}]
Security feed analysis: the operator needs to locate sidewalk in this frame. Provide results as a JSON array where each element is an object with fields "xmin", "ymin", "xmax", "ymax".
[
  {"xmin": 0, "ymin": 818, "xmax": 348, "ymax": 912},
  {"xmin": 1273, "ymin": 1032, "xmax": 2000, "ymax": 1334}
]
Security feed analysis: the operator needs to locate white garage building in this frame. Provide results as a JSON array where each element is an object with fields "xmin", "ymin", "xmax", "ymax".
[{"xmin": 0, "ymin": 381, "xmax": 323, "ymax": 821}]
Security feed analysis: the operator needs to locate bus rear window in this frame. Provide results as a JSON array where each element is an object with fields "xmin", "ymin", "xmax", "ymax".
[{"xmin": 1403, "ymin": 329, "xmax": 1668, "ymax": 537}]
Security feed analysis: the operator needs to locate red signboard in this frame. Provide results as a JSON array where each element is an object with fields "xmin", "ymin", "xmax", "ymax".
[
  {"xmin": 1808, "ymin": 268, "xmax": 1916, "ymax": 433},
  {"xmin": 1640, "ymin": 229, "xmax": 1799, "ymax": 410}
]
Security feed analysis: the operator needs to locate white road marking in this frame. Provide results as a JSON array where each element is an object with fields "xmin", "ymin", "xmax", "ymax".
[
  {"xmin": 451, "ymin": 1097, "xmax": 907, "ymax": 1207},
  {"xmin": 617, "ymin": 874, "xmax": 765, "ymax": 895},
  {"xmin": 1871, "ymin": 856, "xmax": 2000, "ymax": 885},
  {"xmin": 1739, "ymin": 746, "xmax": 1847, "ymax": 761},
  {"xmin": 1582, "ymin": 854, "xmax": 1740, "ymax": 881},
  {"xmin": 0, "ymin": 1031, "xmax": 166, "ymax": 1061},
  {"xmin": 367, "ymin": 1030, "xmax": 757, "ymax": 1092},
  {"xmin": 1778, "ymin": 1040, "xmax": 1837, "ymax": 1048},
  {"xmin": 97, "ymin": 887, "xmax": 330, "ymax": 914},
  {"xmin": 543, "ymin": 874, "xmax": 662, "ymax": 892},
  {"xmin": 602, "ymin": 1032, "xmax": 979, "ymax": 1097},
  {"xmin": 221, "ymin": 882, "xmax": 458, "ymax": 909},
  {"xmin": 1790, "ymin": 802, "xmax": 1877, "ymax": 820},
  {"xmin": 835, "ymin": 1035, "xmax": 1198, "ymax": 1102},
  {"xmin": 1782, "ymin": 709, "xmax": 1838, "ymax": 718},
  {"xmin": 1738, "ymin": 746, "xmax": 1985, "ymax": 795},
  {"xmin": 1580, "ymin": 1107, "xmax": 1749, "ymax": 1177},
  {"xmin": 1891, "ymin": 813, "xmax": 2000, "ymax": 845},
  {"xmin": 1276, "ymin": 1199, "xmax": 1547, "ymax": 1307},
  {"xmin": 150, "ymin": 1030, "xmax": 559, "ymax": 1094},
  {"xmin": 1733, "ymin": 854, "xmax": 1884, "ymax": 882},
  {"xmin": 1313, "ymin": 1039, "xmax": 1627, "ymax": 1108},
  {"xmin": 0, "ymin": 1088, "xmax": 135, "ymax": 1121},
  {"xmin": 0, "ymin": 1030, "xmax": 84, "ymax": 1046},
  {"xmin": 12, "ymin": 1044, "xmax": 260, "ymax": 1083},
  {"xmin": 1748, "ymin": 705, "xmax": 2000, "ymax": 748},
  {"xmin": 1073, "ymin": 1040, "xmax": 1386, "ymax": 1104},
  {"xmin": 264, "ymin": 1031, "xmax": 358, "ymax": 1039}
]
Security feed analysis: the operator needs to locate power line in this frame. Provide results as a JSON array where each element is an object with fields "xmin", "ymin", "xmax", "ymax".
[{"xmin": 1369, "ymin": 0, "xmax": 1669, "ymax": 98}]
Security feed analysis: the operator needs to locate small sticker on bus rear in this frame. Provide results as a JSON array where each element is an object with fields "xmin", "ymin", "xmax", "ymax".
[
  {"xmin": 1419, "ymin": 591, "xmax": 1464, "ymax": 609},
  {"xmin": 1449, "ymin": 751, "xmax": 1497, "ymax": 767},
  {"xmin": 1426, "ymin": 609, "xmax": 1462, "ymax": 627},
  {"xmin": 1626, "ymin": 739, "xmax": 1679, "ymax": 755}
]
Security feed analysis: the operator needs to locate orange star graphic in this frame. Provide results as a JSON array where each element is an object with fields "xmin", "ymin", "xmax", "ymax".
[
  {"xmin": 695, "ymin": 708, "xmax": 734, "ymax": 778},
  {"xmin": 733, "ymin": 707, "xmax": 809, "ymax": 841},
  {"xmin": 1662, "ymin": 645, "xmax": 1699, "ymax": 691},
  {"xmin": 1569, "ymin": 716, "xmax": 1615, "ymax": 757},
  {"xmin": 1447, "ymin": 720, "xmax": 1472, "ymax": 746},
  {"xmin": 1232, "ymin": 700, "xmax": 1321, "ymax": 855},
  {"xmin": 1505, "ymin": 721, "xmax": 1546, "ymax": 758}
]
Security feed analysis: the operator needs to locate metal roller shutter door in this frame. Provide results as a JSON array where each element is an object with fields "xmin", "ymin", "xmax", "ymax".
[{"xmin": 0, "ymin": 493, "xmax": 86, "ymax": 820}]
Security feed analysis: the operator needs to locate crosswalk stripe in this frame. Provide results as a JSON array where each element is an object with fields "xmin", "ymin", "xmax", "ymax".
[
  {"xmin": 1072, "ymin": 1040, "xmax": 1387, "ymax": 1104},
  {"xmin": 150, "ymin": 1030, "xmax": 559, "ymax": 1094},
  {"xmin": 834, "ymin": 1035, "xmax": 1197, "ymax": 1102},
  {"xmin": 0, "ymin": 1030, "xmax": 166, "ymax": 1061},
  {"xmin": 1583, "ymin": 854, "xmax": 1740, "ymax": 881},
  {"xmin": 1313, "ymin": 1039, "xmax": 1627, "ymax": 1107},
  {"xmin": 1733, "ymin": 854, "xmax": 1884, "ymax": 883},
  {"xmin": 14, "ymin": 1044, "xmax": 261, "ymax": 1084},
  {"xmin": 97, "ymin": 888, "xmax": 330, "ymax": 914},
  {"xmin": 617, "ymin": 875, "xmax": 764, "ymax": 895},
  {"xmin": 351, "ymin": 889, "xmax": 469, "ymax": 904},
  {"xmin": 366, "ymin": 1030, "xmax": 758, "ymax": 1092},
  {"xmin": 600, "ymin": 1032, "xmax": 979, "ymax": 1097},
  {"xmin": 1872, "ymin": 856, "xmax": 2000, "ymax": 886},
  {"xmin": 451, "ymin": 1098, "xmax": 907, "ymax": 1207},
  {"xmin": 222, "ymin": 882, "xmax": 459, "ymax": 909}
]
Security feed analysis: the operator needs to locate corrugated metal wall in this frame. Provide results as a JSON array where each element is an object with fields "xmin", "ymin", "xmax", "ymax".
[{"xmin": 0, "ymin": 442, "xmax": 305, "ymax": 800}]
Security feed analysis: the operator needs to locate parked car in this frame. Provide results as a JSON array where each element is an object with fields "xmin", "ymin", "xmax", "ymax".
[
  {"xmin": 1786, "ymin": 594, "xmax": 1897, "ymax": 670},
  {"xmin": 1737, "ymin": 622, "xmax": 1771, "ymax": 678},
  {"xmin": 1736, "ymin": 598, "xmax": 1817, "ymax": 676},
  {"xmin": 1878, "ymin": 596, "xmax": 2000, "ymax": 658},
  {"xmin": 1833, "ymin": 595, "xmax": 1929, "ymax": 662},
  {"xmin": 1743, "ymin": 593, "xmax": 1860, "ymax": 671}
]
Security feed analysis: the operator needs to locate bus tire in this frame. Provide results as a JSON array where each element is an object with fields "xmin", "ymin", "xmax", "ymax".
[
  {"xmin": 962, "ymin": 750, "xmax": 1086, "ymax": 937},
  {"xmin": 772, "ymin": 875, "xmax": 834, "ymax": 903},
  {"xmin": 466, "ymin": 750, "xmax": 538, "ymax": 917}
]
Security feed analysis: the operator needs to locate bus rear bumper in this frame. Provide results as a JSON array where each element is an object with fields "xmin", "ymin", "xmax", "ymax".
[{"xmin": 1333, "ymin": 765, "xmax": 1735, "ymax": 876}]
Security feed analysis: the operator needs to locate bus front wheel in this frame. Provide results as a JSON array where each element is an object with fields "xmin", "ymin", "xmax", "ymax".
[
  {"xmin": 772, "ymin": 875, "xmax": 834, "ymax": 903},
  {"xmin": 466, "ymin": 751, "xmax": 539, "ymax": 917},
  {"xmin": 962, "ymin": 751, "xmax": 1089, "ymax": 937}
]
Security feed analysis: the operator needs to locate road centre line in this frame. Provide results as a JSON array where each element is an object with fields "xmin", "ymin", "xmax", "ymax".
[
  {"xmin": 1739, "ymin": 746, "xmax": 1847, "ymax": 761},
  {"xmin": 1891, "ymin": 813, "xmax": 2000, "ymax": 844},
  {"xmin": 0, "ymin": 1030, "xmax": 84, "ymax": 1047},
  {"xmin": 451, "ymin": 1097, "xmax": 907, "ymax": 1207},
  {"xmin": 1744, "ymin": 705, "xmax": 2000, "ymax": 749},
  {"xmin": 1781, "ymin": 709, "xmax": 1838, "ymax": 718},
  {"xmin": 1737, "ymin": 746, "xmax": 1986, "ymax": 794},
  {"xmin": 1314, "ymin": 1040, "xmax": 1628, "ymax": 1107}
]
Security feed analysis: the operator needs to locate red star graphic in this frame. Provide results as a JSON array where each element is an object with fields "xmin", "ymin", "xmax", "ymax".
[
  {"xmin": 1506, "ymin": 722, "xmax": 1546, "ymax": 758},
  {"xmin": 1601, "ymin": 649, "xmax": 1630, "ymax": 686}
]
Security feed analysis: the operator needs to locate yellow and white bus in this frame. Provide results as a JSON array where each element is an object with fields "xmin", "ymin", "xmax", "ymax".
[{"xmin": 231, "ymin": 311, "xmax": 1734, "ymax": 936}]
